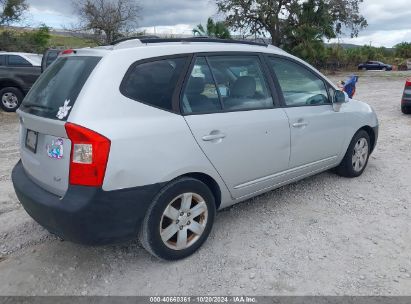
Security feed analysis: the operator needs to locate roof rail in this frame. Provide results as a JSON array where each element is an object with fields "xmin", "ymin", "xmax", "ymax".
[
  {"xmin": 112, "ymin": 39, "xmax": 144, "ymax": 50},
  {"xmin": 138, "ymin": 37, "xmax": 268, "ymax": 47},
  {"xmin": 110, "ymin": 35, "xmax": 160, "ymax": 45}
]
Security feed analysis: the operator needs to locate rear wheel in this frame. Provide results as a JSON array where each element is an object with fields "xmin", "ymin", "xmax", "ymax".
[
  {"xmin": 0, "ymin": 87, "xmax": 23, "ymax": 112},
  {"xmin": 336, "ymin": 130, "xmax": 371, "ymax": 178},
  {"xmin": 402, "ymin": 106, "xmax": 411, "ymax": 114},
  {"xmin": 139, "ymin": 177, "xmax": 216, "ymax": 260},
  {"xmin": 362, "ymin": 67, "xmax": 367, "ymax": 71}
]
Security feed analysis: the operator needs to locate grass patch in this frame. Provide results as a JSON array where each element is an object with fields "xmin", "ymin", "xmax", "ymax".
[{"xmin": 48, "ymin": 34, "xmax": 97, "ymax": 49}]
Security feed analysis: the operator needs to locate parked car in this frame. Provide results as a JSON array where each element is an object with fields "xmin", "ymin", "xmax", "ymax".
[
  {"xmin": 401, "ymin": 77, "xmax": 411, "ymax": 114},
  {"xmin": 0, "ymin": 52, "xmax": 42, "ymax": 112},
  {"xmin": 41, "ymin": 48, "xmax": 63, "ymax": 72},
  {"xmin": 358, "ymin": 61, "xmax": 392, "ymax": 71},
  {"xmin": 12, "ymin": 38, "xmax": 379, "ymax": 260}
]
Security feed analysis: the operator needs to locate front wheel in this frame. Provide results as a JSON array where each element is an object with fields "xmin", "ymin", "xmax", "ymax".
[
  {"xmin": 0, "ymin": 87, "xmax": 23, "ymax": 112},
  {"xmin": 139, "ymin": 177, "xmax": 216, "ymax": 260},
  {"xmin": 336, "ymin": 130, "xmax": 371, "ymax": 178}
]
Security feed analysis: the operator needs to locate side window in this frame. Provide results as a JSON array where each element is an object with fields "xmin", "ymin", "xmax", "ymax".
[
  {"xmin": 0, "ymin": 55, "xmax": 5, "ymax": 66},
  {"xmin": 8, "ymin": 55, "xmax": 32, "ymax": 67},
  {"xmin": 182, "ymin": 55, "xmax": 274, "ymax": 114},
  {"xmin": 269, "ymin": 57, "xmax": 330, "ymax": 106},
  {"xmin": 207, "ymin": 56, "xmax": 274, "ymax": 111},
  {"xmin": 121, "ymin": 57, "xmax": 187, "ymax": 111},
  {"xmin": 182, "ymin": 57, "xmax": 222, "ymax": 114}
]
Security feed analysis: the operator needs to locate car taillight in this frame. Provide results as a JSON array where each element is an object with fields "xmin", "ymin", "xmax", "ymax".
[
  {"xmin": 62, "ymin": 49, "xmax": 74, "ymax": 55},
  {"xmin": 65, "ymin": 123, "xmax": 110, "ymax": 187},
  {"xmin": 406, "ymin": 78, "xmax": 411, "ymax": 87}
]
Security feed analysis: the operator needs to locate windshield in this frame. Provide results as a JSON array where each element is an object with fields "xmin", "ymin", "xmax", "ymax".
[{"xmin": 20, "ymin": 56, "xmax": 101, "ymax": 120}]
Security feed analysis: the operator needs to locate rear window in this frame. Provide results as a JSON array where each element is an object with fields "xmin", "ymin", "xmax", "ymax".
[
  {"xmin": 20, "ymin": 56, "xmax": 101, "ymax": 120},
  {"xmin": 120, "ymin": 57, "xmax": 188, "ymax": 111}
]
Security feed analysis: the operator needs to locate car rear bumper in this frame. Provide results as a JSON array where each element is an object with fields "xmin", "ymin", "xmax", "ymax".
[{"xmin": 12, "ymin": 160, "xmax": 164, "ymax": 245}]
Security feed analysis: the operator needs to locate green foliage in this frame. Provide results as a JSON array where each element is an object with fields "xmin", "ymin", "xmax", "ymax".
[
  {"xmin": 0, "ymin": 0, "xmax": 28, "ymax": 25},
  {"xmin": 315, "ymin": 44, "xmax": 409, "ymax": 71},
  {"xmin": 284, "ymin": 0, "xmax": 334, "ymax": 65},
  {"xmin": 216, "ymin": 0, "xmax": 366, "ymax": 46},
  {"xmin": 0, "ymin": 25, "xmax": 51, "ymax": 53},
  {"xmin": 193, "ymin": 18, "xmax": 231, "ymax": 39},
  {"xmin": 395, "ymin": 42, "xmax": 411, "ymax": 58},
  {"xmin": 25, "ymin": 25, "xmax": 51, "ymax": 51}
]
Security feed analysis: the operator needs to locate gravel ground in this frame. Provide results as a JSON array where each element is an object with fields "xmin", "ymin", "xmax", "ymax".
[{"xmin": 0, "ymin": 71, "xmax": 410, "ymax": 296}]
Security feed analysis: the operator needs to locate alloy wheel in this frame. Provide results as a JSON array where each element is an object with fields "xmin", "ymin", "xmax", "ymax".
[
  {"xmin": 159, "ymin": 192, "xmax": 208, "ymax": 250},
  {"xmin": 352, "ymin": 138, "xmax": 369, "ymax": 172}
]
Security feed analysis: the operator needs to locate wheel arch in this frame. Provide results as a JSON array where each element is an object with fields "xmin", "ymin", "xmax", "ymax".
[
  {"xmin": 358, "ymin": 125, "xmax": 376, "ymax": 153},
  {"xmin": 0, "ymin": 79, "xmax": 24, "ymax": 92},
  {"xmin": 179, "ymin": 172, "xmax": 222, "ymax": 210}
]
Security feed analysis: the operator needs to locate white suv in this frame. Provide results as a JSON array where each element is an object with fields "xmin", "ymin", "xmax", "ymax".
[{"xmin": 12, "ymin": 38, "xmax": 378, "ymax": 260}]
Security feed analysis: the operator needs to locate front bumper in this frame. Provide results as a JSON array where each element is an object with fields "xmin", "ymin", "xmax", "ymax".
[
  {"xmin": 371, "ymin": 125, "xmax": 379, "ymax": 153},
  {"xmin": 12, "ymin": 160, "xmax": 164, "ymax": 245}
]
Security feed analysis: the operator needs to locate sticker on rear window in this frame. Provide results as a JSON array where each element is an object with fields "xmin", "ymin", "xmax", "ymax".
[
  {"xmin": 56, "ymin": 99, "xmax": 71, "ymax": 120},
  {"xmin": 47, "ymin": 138, "xmax": 64, "ymax": 159}
]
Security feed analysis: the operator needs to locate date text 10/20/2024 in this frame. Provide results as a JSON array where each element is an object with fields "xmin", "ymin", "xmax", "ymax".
[{"xmin": 149, "ymin": 296, "xmax": 257, "ymax": 303}]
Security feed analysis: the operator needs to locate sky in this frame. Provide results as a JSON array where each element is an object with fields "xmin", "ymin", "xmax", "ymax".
[{"xmin": 22, "ymin": 0, "xmax": 411, "ymax": 48}]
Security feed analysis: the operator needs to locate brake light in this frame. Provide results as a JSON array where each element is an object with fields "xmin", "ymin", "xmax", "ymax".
[
  {"xmin": 65, "ymin": 123, "xmax": 110, "ymax": 187},
  {"xmin": 62, "ymin": 49, "xmax": 74, "ymax": 55},
  {"xmin": 406, "ymin": 78, "xmax": 411, "ymax": 87}
]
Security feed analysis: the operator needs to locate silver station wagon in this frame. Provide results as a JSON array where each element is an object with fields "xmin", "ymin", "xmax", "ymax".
[{"xmin": 12, "ymin": 38, "xmax": 378, "ymax": 260}]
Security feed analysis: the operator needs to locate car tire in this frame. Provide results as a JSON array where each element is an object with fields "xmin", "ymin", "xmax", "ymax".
[
  {"xmin": 402, "ymin": 106, "xmax": 411, "ymax": 114},
  {"xmin": 362, "ymin": 67, "xmax": 367, "ymax": 71},
  {"xmin": 0, "ymin": 87, "xmax": 23, "ymax": 112},
  {"xmin": 382, "ymin": 67, "xmax": 387, "ymax": 71},
  {"xmin": 336, "ymin": 130, "xmax": 371, "ymax": 178},
  {"xmin": 139, "ymin": 177, "xmax": 216, "ymax": 260}
]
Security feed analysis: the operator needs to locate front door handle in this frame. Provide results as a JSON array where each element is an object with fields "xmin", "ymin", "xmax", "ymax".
[
  {"xmin": 202, "ymin": 132, "xmax": 226, "ymax": 141},
  {"xmin": 292, "ymin": 122, "xmax": 308, "ymax": 128}
]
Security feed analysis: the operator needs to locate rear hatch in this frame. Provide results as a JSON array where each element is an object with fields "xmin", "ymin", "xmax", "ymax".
[{"xmin": 18, "ymin": 55, "xmax": 101, "ymax": 196}]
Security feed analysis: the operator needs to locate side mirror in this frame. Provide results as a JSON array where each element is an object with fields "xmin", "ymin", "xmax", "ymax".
[{"xmin": 334, "ymin": 90, "xmax": 349, "ymax": 103}]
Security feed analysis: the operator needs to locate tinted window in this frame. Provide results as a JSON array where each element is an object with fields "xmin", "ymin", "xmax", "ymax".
[
  {"xmin": 21, "ymin": 56, "xmax": 101, "ymax": 120},
  {"xmin": 269, "ymin": 58, "xmax": 330, "ymax": 106},
  {"xmin": 182, "ymin": 57, "xmax": 221, "ymax": 114},
  {"xmin": 208, "ymin": 56, "xmax": 273, "ymax": 111},
  {"xmin": 46, "ymin": 51, "xmax": 60, "ymax": 65},
  {"xmin": 0, "ymin": 55, "xmax": 5, "ymax": 66},
  {"xmin": 121, "ymin": 57, "xmax": 187, "ymax": 111},
  {"xmin": 183, "ymin": 55, "xmax": 274, "ymax": 114},
  {"xmin": 8, "ymin": 55, "xmax": 31, "ymax": 66}
]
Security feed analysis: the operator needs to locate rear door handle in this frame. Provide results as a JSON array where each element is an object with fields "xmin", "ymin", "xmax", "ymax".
[
  {"xmin": 292, "ymin": 122, "xmax": 308, "ymax": 128},
  {"xmin": 202, "ymin": 132, "xmax": 226, "ymax": 141}
]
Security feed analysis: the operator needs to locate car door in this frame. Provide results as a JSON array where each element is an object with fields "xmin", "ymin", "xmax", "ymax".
[
  {"xmin": 182, "ymin": 54, "xmax": 291, "ymax": 199},
  {"xmin": 267, "ymin": 56, "xmax": 346, "ymax": 177},
  {"xmin": 7, "ymin": 55, "xmax": 41, "ymax": 90}
]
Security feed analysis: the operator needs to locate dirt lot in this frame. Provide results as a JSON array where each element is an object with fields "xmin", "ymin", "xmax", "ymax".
[{"xmin": 0, "ymin": 71, "xmax": 410, "ymax": 296}]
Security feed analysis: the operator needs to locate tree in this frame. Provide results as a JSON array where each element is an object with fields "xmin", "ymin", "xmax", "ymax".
[
  {"xmin": 29, "ymin": 24, "xmax": 51, "ymax": 51},
  {"xmin": 216, "ymin": 0, "xmax": 367, "ymax": 46},
  {"xmin": 395, "ymin": 42, "xmax": 411, "ymax": 59},
  {"xmin": 0, "ymin": 0, "xmax": 28, "ymax": 25},
  {"xmin": 73, "ymin": 0, "xmax": 141, "ymax": 44},
  {"xmin": 193, "ymin": 17, "xmax": 231, "ymax": 39},
  {"xmin": 284, "ymin": 0, "xmax": 335, "ymax": 64}
]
